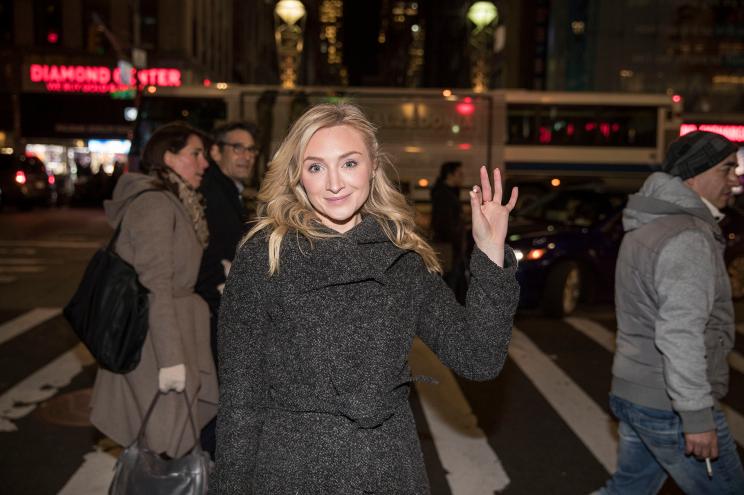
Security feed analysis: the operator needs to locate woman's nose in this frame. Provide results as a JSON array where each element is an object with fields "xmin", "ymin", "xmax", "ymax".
[{"xmin": 326, "ymin": 169, "xmax": 343, "ymax": 193}]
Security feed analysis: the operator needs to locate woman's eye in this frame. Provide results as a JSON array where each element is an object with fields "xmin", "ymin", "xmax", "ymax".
[
  {"xmin": 308, "ymin": 163, "xmax": 322, "ymax": 173},
  {"xmin": 343, "ymin": 160, "xmax": 358, "ymax": 168}
]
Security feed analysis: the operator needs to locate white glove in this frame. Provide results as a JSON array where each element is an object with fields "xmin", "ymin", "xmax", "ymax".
[{"xmin": 158, "ymin": 364, "xmax": 186, "ymax": 392}]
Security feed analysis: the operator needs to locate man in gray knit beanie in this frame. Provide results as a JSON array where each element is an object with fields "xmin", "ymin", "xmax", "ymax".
[{"xmin": 597, "ymin": 131, "xmax": 744, "ymax": 494}]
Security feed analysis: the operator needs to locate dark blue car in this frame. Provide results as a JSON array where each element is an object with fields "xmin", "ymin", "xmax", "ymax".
[
  {"xmin": 509, "ymin": 183, "xmax": 744, "ymax": 316},
  {"xmin": 509, "ymin": 184, "xmax": 633, "ymax": 316}
]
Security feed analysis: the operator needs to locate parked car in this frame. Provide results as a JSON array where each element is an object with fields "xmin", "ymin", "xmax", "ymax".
[
  {"xmin": 0, "ymin": 153, "xmax": 56, "ymax": 210},
  {"xmin": 509, "ymin": 183, "xmax": 744, "ymax": 317}
]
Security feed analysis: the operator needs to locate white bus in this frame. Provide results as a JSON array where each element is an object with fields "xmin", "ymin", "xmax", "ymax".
[{"xmin": 137, "ymin": 85, "xmax": 679, "ymax": 198}]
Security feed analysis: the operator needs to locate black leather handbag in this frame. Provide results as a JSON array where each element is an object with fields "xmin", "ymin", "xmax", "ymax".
[
  {"xmin": 109, "ymin": 391, "xmax": 210, "ymax": 495},
  {"xmin": 63, "ymin": 189, "xmax": 159, "ymax": 373}
]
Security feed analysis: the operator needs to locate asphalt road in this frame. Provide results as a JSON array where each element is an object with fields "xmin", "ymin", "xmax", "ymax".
[{"xmin": 0, "ymin": 207, "xmax": 743, "ymax": 494}]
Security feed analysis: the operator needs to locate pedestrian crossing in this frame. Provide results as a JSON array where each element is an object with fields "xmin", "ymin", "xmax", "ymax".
[
  {"xmin": 1, "ymin": 308, "xmax": 743, "ymax": 495},
  {"xmin": 0, "ymin": 241, "xmax": 101, "ymax": 286}
]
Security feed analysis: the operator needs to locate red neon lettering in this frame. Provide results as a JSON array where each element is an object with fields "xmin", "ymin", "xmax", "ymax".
[
  {"xmin": 167, "ymin": 69, "xmax": 181, "ymax": 86},
  {"xmin": 680, "ymin": 124, "xmax": 744, "ymax": 142},
  {"xmin": 31, "ymin": 64, "xmax": 179, "ymax": 92},
  {"xmin": 59, "ymin": 66, "xmax": 75, "ymax": 82},
  {"xmin": 99, "ymin": 67, "xmax": 111, "ymax": 84},
  {"xmin": 30, "ymin": 64, "xmax": 44, "ymax": 82}
]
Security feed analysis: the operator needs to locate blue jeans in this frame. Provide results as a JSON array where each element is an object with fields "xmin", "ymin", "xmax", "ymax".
[{"xmin": 599, "ymin": 395, "xmax": 744, "ymax": 495}]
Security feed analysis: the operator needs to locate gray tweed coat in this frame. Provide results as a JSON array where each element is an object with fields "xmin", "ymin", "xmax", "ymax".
[{"xmin": 211, "ymin": 216, "xmax": 519, "ymax": 494}]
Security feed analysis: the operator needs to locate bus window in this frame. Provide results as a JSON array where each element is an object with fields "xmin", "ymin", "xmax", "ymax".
[{"xmin": 507, "ymin": 104, "xmax": 658, "ymax": 147}]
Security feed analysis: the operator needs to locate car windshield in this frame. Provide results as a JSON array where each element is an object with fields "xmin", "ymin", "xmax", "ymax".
[{"xmin": 515, "ymin": 189, "xmax": 626, "ymax": 227}]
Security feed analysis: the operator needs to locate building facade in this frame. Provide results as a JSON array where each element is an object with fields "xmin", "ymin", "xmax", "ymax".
[
  {"xmin": 0, "ymin": 0, "xmax": 232, "ymax": 150},
  {"xmin": 546, "ymin": 0, "xmax": 744, "ymax": 115}
]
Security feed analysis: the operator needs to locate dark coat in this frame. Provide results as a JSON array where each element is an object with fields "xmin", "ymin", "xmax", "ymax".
[
  {"xmin": 196, "ymin": 163, "xmax": 248, "ymax": 317},
  {"xmin": 430, "ymin": 182, "xmax": 464, "ymax": 250},
  {"xmin": 211, "ymin": 216, "xmax": 519, "ymax": 494}
]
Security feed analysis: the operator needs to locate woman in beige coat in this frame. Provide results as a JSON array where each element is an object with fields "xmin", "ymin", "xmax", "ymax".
[{"xmin": 90, "ymin": 123, "xmax": 219, "ymax": 458}]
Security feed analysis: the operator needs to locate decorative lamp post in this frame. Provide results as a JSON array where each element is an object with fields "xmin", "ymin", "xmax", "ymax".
[
  {"xmin": 467, "ymin": 1, "xmax": 499, "ymax": 92},
  {"xmin": 274, "ymin": 0, "xmax": 307, "ymax": 88}
]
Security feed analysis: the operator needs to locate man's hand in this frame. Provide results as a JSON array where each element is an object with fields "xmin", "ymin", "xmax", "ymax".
[{"xmin": 684, "ymin": 430, "xmax": 718, "ymax": 459}]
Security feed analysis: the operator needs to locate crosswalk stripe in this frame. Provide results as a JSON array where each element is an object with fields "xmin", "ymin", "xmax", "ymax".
[
  {"xmin": 57, "ymin": 449, "xmax": 116, "ymax": 495},
  {"xmin": 411, "ymin": 338, "xmax": 510, "ymax": 494},
  {"xmin": 0, "ymin": 307, "xmax": 62, "ymax": 346},
  {"xmin": 564, "ymin": 316, "xmax": 744, "ymax": 447},
  {"xmin": 509, "ymin": 327, "xmax": 618, "ymax": 473},
  {"xmin": 0, "ymin": 343, "xmax": 93, "ymax": 432},
  {"xmin": 0, "ymin": 240, "xmax": 101, "ymax": 249}
]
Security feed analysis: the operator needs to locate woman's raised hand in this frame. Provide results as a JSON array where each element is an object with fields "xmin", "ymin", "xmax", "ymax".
[{"xmin": 469, "ymin": 166, "xmax": 518, "ymax": 267}]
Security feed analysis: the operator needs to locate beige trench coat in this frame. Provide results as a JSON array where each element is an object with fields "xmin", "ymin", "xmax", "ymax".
[{"xmin": 90, "ymin": 173, "xmax": 218, "ymax": 458}]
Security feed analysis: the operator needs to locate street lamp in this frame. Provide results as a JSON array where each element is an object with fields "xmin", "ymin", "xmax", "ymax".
[
  {"xmin": 467, "ymin": 1, "xmax": 499, "ymax": 92},
  {"xmin": 274, "ymin": 0, "xmax": 307, "ymax": 88}
]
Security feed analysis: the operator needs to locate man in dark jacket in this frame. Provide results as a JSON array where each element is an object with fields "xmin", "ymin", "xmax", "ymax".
[
  {"xmin": 430, "ymin": 161, "xmax": 467, "ymax": 301},
  {"xmin": 598, "ymin": 131, "xmax": 744, "ymax": 494},
  {"xmin": 196, "ymin": 121, "xmax": 258, "ymax": 456}
]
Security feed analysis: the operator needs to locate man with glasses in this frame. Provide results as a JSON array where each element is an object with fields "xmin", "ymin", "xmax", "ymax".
[{"xmin": 196, "ymin": 121, "xmax": 259, "ymax": 458}]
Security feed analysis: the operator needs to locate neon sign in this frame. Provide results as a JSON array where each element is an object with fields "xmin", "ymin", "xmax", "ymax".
[
  {"xmin": 680, "ymin": 123, "xmax": 744, "ymax": 143},
  {"xmin": 28, "ymin": 64, "xmax": 182, "ymax": 94}
]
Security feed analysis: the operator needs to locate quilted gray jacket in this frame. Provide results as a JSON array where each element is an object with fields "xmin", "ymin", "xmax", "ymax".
[
  {"xmin": 211, "ymin": 215, "xmax": 519, "ymax": 494},
  {"xmin": 612, "ymin": 172, "xmax": 735, "ymax": 433}
]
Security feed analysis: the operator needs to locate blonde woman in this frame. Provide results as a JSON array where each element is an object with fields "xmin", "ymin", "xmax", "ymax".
[{"xmin": 211, "ymin": 104, "xmax": 519, "ymax": 494}]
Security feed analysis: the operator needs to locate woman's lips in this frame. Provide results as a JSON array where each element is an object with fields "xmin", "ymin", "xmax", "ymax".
[{"xmin": 326, "ymin": 193, "xmax": 351, "ymax": 203}]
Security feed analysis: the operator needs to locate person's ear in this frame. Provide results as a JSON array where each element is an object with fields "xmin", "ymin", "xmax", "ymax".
[
  {"xmin": 163, "ymin": 150, "xmax": 177, "ymax": 168},
  {"xmin": 210, "ymin": 143, "xmax": 222, "ymax": 163}
]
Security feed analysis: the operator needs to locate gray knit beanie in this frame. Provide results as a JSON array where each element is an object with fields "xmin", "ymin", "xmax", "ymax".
[{"xmin": 662, "ymin": 131, "xmax": 738, "ymax": 180}]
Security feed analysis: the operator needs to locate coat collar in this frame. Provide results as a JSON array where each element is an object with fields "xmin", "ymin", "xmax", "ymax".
[{"xmin": 281, "ymin": 216, "xmax": 407, "ymax": 292}]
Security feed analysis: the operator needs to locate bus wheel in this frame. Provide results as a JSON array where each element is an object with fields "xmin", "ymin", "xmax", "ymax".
[
  {"xmin": 543, "ymin": 261, "xmax": 581, "ymax": 317},
  {"xmin": 728, "ymin": 255, "xmax": 744, "ymax": 299}
]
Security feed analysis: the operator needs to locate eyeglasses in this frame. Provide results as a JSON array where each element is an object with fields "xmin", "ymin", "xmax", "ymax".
[{"xmin": 220, "ymin": 142, "xmax": 259, "ymax": 155}]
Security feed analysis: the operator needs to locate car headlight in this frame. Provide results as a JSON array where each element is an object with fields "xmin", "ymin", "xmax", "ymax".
[{"xmin": 515, "ymin": 248, "xmax": 546, "ymax": 261}]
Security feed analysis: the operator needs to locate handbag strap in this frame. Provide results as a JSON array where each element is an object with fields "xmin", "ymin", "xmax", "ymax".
[
  {"xmin": 106, "ymin": 188, "xmax": 162, "ymax": 252},
  {"xmin": 136, "ymin": 389, "xmax": 203, "ymax": 452}
]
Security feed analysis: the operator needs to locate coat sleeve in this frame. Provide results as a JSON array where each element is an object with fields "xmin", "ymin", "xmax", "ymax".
[
  {"xmin": 414, "ymin": 246, "xmax": 520, "ymax": 381},
  {"xmin": 654, "ymin": 229, "xmax": 716, "ymax": 433},
  {"xmin": 125, "ymin": 192, "xmax": 185, "ymax": 368},
  {"xmin": 211, "ymin": 237, "xmax": 270, "ymax": 494}
]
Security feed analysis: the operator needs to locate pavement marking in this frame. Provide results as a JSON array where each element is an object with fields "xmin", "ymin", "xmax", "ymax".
[
  {"xmin": 410, "ymin": 338, "xmax": 510, "ymax": 494},
  {"xmin": 0, "ymin": 266, "xmax": 47, "ymax": 273},
  {"xmin": 0, "ymin": 240, "xmax": 101, "ymax": 249},
  {"xmin": 0, "ymin": 307, "xmax": 62, "ymax": 346},
  {"xmin": 564, "ymin": 317, "xmax": 616, "ymax": 351},
  {"xmin": 564, "ymin": 316, "xmax": 744, "ymax": 447},
  {"xmin": 510, "ymin": 327, "xmax": 618, "ymax": 473},
  {"xmin": 0, "ymin": 343, "xmax": 94, "ymax": 432},
  {"xmin": 57, "ymin": 448, "xmax": 117, "ymax": 495}
]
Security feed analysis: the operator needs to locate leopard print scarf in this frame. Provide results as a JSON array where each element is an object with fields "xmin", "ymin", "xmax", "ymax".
[{"xmin": 162, "ymin": 169, "xmax": 209, "ymax": 248}]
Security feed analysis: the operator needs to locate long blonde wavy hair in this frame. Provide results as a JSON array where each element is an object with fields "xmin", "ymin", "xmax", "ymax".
[{"xmin": 243, "ymin": 103, "xmax": 442, "ymax": 275}]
